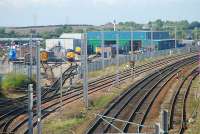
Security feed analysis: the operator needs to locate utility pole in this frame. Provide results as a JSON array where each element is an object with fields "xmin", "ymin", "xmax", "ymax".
[
  {"xmin": 28, "ymin": 84, "xmax": 33, "ymax": 134},
  {"xmin": 151, "ymin": 27, "xmax": 153, "ymax": 57},
  {"xmin": 36, "ymin": 42, "xmax": 42, "ymax": 134},
  {"xmin": 116, "ymin": 33, "xmax": 120, "ymax": 85},
  {"xmin": 81, "ymin": 32, "xmax": 89, "ymax": 108},
  {"xmin": 134, "ymin": 54, "xmax": 137, "ymax": 79},
  {"xmin": 101, "ymin": 30, "xmax": 105, "ymax": 70},
  {"xmin": 196, "ymin": 27, "xmax": 198, "ymax": 41},
  {"xmin": 131, "ymin": 28, "xmax": 134, "ymax": 61},
  {"xmin": 175, "ymin": 26, "xmax": 177, "ymax": 49},
  {"xmin": 29, "ymin": 32, "xmax": 33, "ymax": 79},
  {"xmin": 60, "ymin": 60, "xmax": 63, "ymax": 111},
  {"xmin": 130, "ymin": 28, "xmax": 134, "ymax": 78}
]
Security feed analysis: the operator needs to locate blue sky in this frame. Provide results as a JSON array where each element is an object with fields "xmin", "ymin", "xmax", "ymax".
[{"xmin": 0, "ymin": 0, "xmax": 199, "ymax": 27}]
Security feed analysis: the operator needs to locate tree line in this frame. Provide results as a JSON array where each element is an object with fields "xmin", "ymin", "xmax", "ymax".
[{"xmin": 0, "ymin": 20, "xmax": 200, "ymax": 39}]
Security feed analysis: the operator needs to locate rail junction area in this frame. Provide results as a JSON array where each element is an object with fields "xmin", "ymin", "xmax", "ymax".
[{"xmin": 0, "ymin": 32, "xmax": 200, "ymax": 134}]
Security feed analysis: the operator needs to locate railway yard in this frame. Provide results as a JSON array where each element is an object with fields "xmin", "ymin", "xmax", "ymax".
[
  {"xmin": 0, "ymin": 0, "xmax": 200, "ymax": 133},
  {"xmin": 0, "ymin": 46, "xmax": 199, "ymax": 134}
]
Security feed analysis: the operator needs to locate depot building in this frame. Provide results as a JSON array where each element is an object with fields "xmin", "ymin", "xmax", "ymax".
[{"xmin": 45, "ymin": 31, "xmax": 185, "ymax": 55}]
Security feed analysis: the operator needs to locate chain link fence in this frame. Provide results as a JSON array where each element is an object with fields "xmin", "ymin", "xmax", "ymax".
[
  {"xmin": 0, "ymin": 46, "xmax": 198, "ymax": 75},
  {"xmin": 87, "ymin": 46, "xmax": 197, "ymax": 72}
]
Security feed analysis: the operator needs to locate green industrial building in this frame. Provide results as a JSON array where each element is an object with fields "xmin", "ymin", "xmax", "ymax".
[{"xmin": 87, "ymin": 31, "xmax": 177, "ymax": 54}]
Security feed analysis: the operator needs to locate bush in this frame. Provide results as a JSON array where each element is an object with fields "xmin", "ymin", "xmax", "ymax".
[{"xmin": 1, "ymin": 73, "xmax": 30, "ymax": 91}]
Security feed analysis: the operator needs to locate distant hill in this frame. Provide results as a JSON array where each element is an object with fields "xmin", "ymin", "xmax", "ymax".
[{"xmin": 4, "ymin": 24, "xmax": 95, "ymax": 35}]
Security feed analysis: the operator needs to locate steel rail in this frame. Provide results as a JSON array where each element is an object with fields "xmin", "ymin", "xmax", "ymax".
[{"xmin": 86, "ymin": 56, "xmax": 198, "ymax": 133}]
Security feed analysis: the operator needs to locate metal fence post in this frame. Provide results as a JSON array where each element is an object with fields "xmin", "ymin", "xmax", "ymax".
[{"xmin": 28, "ymin": 84, "xmax": 33, "ymax": 134}]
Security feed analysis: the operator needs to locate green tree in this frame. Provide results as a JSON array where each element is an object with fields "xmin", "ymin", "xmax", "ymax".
[{"xmin": 188, "ymin": 21, "xmax": 200, "ymax": 29}]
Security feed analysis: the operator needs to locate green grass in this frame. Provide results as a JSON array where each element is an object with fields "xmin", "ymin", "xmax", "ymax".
[
  {"xmin": 43, "ymin": 117, "xmax": 85, "ymax": 134},
  {"xmin": 186, "ymin": 76, "xmax": 200, "ymax": 134},
  {"xmin": 42, "ymin": 94, "xmax": 118, "ymax": 134},
  {"xmin": 92, "ymin": 95, "xmax": 115, "ymax": 109},
  {"xmin": 1, "ymin": 73, "xmax": 30, "ymax": 91},
  {"xmin": 88, "ymin": 54, "xmax": 171, "ymax": 79}
]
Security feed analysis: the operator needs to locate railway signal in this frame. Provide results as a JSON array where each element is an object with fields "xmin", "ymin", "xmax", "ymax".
[
  {"xmin": 66, "ymin": 51, "xmax": 75, "ymax": 62},
  {"xmin": 75, "ymin": 47, "xmax": 81, "ymax": 55},
  {"xmin": 40, "ymin": 51, "xmax": 48, "ymax": 62}
]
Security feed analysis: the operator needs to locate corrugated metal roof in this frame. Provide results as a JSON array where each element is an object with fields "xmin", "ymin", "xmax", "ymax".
[
  {"xmin": 59, "ymin": 33, "xmax": 82, "ymax": 39},
  {"xmin": 0, "ymin": 38, "xmax": 43, "ymax": 41}
]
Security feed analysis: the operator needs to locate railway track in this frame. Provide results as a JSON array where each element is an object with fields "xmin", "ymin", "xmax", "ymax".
[
  {"xmin": 0, "ymin": 52, "xmax": 188, "ymax": 114},
  {"xmin": 0, "ymin": 64, "xmax": 78, "ymax": 107},
  {"xmin": 86, "ymin": 56, "xmax": 198, "ymax": 134},
  {"xmin": 0, "ymin": 64, "xmax": 78, "ymax": 131},
  {"xmin": 0, "ymin": 51, "xmax": 197, "ymax": 108},
  {"xmin": 0, "ymin": 52, "xmax": 198, "ymax": 133},
  {"xmin": 169, "ymin": 68, "xmax": 199, "ymax": 134}
]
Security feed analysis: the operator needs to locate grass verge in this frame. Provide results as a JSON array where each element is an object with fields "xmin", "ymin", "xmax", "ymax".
[
  {"xmin": 185, "ymin": 76, "xmax": 200, "ymax": 134},
  {"xmin": 42, "ymin": 78, "xmax": 138, "ymax": 134}
]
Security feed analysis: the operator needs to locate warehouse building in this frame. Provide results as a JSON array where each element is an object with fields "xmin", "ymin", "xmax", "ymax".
[{"xmin": 45, "ymin": 33, "xmax": 81, "ymax": 50}]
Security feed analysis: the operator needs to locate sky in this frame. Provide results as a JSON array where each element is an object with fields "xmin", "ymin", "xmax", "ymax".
[{"xmin": 0, "ymin": 0, "xmax": 199, "ymax": 27}]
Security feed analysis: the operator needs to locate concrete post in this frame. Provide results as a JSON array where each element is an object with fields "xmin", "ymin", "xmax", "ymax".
[
  {"xmin": 81, "ymin": 32, "xmax": 89, "ymax": 108},
  {"xmin": 28, "ymin": 84, "xmax": 33, "ymax": 134},
  {"xmin": 36, "ymin": 42, "xmax": 42, "ymax": 134},
  {"xmin": 155, "ymin": 123, "xmax": 160, "ymax": 134}
]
